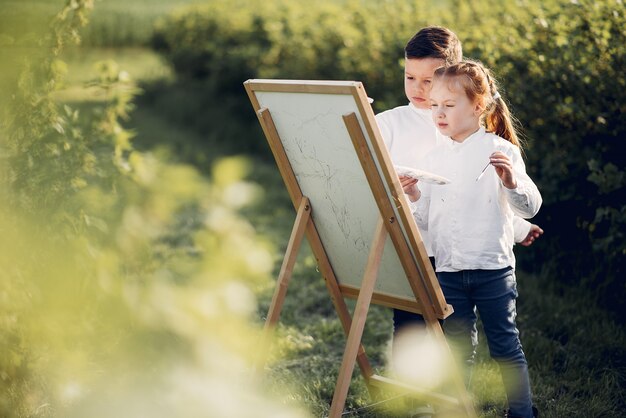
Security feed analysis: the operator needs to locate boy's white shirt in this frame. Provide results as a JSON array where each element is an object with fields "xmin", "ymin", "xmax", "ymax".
[
  {"xmin": 375, "ymin": 103, "xmax": 532, "ymax": 256},
  {"xmin": 376, "ymin": 103, "xmax": 437, "ymax": 255},
  {"xmin": 409, "ymin": 127, "xmax": 542, "ymax": 272},
  {"xmin": 376, "ymin": 103, "xmax": 438, "ymax": 167}
]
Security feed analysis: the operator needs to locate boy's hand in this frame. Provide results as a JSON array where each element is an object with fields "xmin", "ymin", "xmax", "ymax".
[
  {"xmin": 519, "ymin": 224, "xmax": 544, "ymax": 246},
  {"xmin": 399, "ymin": 175, "xmax": 420, "ymax": 202},
  {"xmin": 490, "ymin": 151, "xmax": 517, "ymax": 189}
]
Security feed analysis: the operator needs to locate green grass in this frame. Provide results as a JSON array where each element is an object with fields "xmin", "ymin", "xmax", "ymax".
[
  {"xmin": 61, "ymin": 47, "xmax": 173, "ymax": 86},
  {"xmin": 82, "ymin": 0, "xmax": 210, "ymax": 46},
  {"xmin": 253, "ymin": 251, "xmax": 626, "ymax": 417},
  {"xmin": 53, "ymin": 47, "xmax": 172, "ymax": 103}
]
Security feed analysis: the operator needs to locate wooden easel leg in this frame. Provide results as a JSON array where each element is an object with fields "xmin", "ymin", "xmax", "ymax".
[
  {"xmin": 255, "ymin": 197, "xmax": 311, "ymax": 370},
  {"xmin": 328, "ymin": 217, "xmax": 387, "ymax": 418},
  {"xmin": 425, "ymin": 319, "xmax": 477, "ymax": 418},
  {"xmin": 313, "ymin": 232, "xmax": 379, "ymax": 398}
]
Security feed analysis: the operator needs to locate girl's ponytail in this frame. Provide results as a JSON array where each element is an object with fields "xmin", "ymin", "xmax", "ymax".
[{"xmin": 484, "ymin": 90, "xmax": 523, "ymax": 148}]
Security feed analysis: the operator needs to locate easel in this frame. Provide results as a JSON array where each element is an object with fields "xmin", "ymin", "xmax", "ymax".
[{"xmin": 245, "ymin": 79, "xmax": 476, "ymax": 418}]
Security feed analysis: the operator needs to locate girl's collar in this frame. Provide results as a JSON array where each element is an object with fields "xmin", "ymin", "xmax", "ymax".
[{"xmin": 445, "ymin": 126, "xmax": 486, "ymax": 147}]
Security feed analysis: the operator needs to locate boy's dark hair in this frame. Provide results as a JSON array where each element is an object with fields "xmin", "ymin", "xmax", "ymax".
[{"xmin": 405, "ymin": 26, "xmax": 462, "ymax": 65}]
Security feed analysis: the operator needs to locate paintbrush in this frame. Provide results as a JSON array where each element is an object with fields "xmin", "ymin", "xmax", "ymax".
[{"xmin": 475, "ymin": 161, "xmax": 491, "ymax": 182}]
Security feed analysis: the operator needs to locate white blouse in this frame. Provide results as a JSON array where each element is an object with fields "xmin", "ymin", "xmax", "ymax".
[{"xmin": 410, "ymin": 127, "xmax": 542, "ymax": 272}]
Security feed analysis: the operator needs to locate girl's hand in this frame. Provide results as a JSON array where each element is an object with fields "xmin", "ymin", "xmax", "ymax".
[
  {"xmin": 399, "ymin": 175, "xmax": 421, "ymax": 202},
  {"xmin": 489, "ymin": 151, "xmax": 517, "ymax": 189}
]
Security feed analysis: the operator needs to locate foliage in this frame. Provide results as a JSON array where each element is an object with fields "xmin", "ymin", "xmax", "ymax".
[
  {"xmin": 151, "ymin": 0, "xmax": 432, "ymax": 108},
  {"xmin": 0, "ymin": 0, "xmax": 208, "ymax": 48},
  {"xmin": 0, "ymin": 2, "xmax": 307, "ymax": 417},
  {"xmin": 151, "ymin": 0, "xmax": 626, "ymax": 317}
]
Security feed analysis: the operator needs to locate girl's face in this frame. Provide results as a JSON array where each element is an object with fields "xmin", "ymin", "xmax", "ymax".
[
  {"xmin": 429, "ymin": 77, "xmax": 482, "ymax": 142},
  {"xmin": 404, "ymin": 57, "xmax": 445, "ymax": 109}
]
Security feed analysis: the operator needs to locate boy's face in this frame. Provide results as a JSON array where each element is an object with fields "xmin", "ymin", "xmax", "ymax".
[
  {"xmin": 430, "ymin": 78, "xmax": 482, "ymax": 142},
  {"xmin": 404, "ymin": 57, "xmax": 445, "ymax": 109}
]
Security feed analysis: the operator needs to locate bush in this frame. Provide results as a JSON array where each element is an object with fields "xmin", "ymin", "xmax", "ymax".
[{"xmin": 148, "ymin": 0, "xmax": 432, "ymax": 156}]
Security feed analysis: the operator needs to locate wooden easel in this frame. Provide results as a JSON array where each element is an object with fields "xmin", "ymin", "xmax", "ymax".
[{"xmin": 245, "ymin": 79, "xmax": 477, "ymax": 418}]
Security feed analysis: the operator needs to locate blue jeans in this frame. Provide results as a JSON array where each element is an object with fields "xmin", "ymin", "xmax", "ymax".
[{"xmin": 437, "ymin": 267, "xmax": 534, "ymax": 418}]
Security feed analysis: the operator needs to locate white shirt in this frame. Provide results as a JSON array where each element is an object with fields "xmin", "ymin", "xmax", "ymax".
[
  {"xmin": 376, "ymin": 104, "xmax": 437, "ymax": 255},
  {"xmin": 376, "ymin": 103, "xmax": 439, "ymax": 167},
  {"xmin": 375, "ymin": 104, "xmax": 532, "ymax": 255},
  {"xmin": 410, "ymin": 127, "xmax": 542, "ymax": 272}
]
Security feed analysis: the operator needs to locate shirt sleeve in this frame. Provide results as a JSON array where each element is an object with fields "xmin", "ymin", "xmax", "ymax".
[
  {"xmin": 375, "ymin": 113, "xmax": 393, "ymax": 149},
  {"xmin": 408, "ymin": 183, "xmax": 430, "ymax": 230},
  {"xmin": 503, "ymin": 147, "xmax": 542, "ymax": 218},
  {"xmin": 512, "ymin": 216, "xmax": 531, "ymax": 243}
]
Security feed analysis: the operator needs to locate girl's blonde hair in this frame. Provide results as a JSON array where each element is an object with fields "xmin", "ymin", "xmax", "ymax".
[{"xmin": 433, "ymin": 60, "xmax": 523, "ymax": 148}]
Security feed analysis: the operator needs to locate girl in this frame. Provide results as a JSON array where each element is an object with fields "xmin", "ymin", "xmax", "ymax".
[{"xmin": 402, "ymin": 60, "xmax": 542, "ymax": 418}]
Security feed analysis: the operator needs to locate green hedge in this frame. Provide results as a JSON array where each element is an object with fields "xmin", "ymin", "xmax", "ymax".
[
  {"xmin": 151, "ymin": 0, "xmax": 625, "ymax": 315},
  {"xmin": 151, "ymin": 1, "xmax": 439, "ymax": 108}
]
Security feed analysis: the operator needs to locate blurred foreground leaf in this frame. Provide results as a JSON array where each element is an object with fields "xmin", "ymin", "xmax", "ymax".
[{"xmin": 0, "ymin": 1, "xmax": 307, "ymax": 417}]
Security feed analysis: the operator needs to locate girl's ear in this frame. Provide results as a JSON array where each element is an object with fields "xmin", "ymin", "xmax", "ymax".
[{"xmin": 474, "ymin": 100, "xmax": 485, "ymax": 116}]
